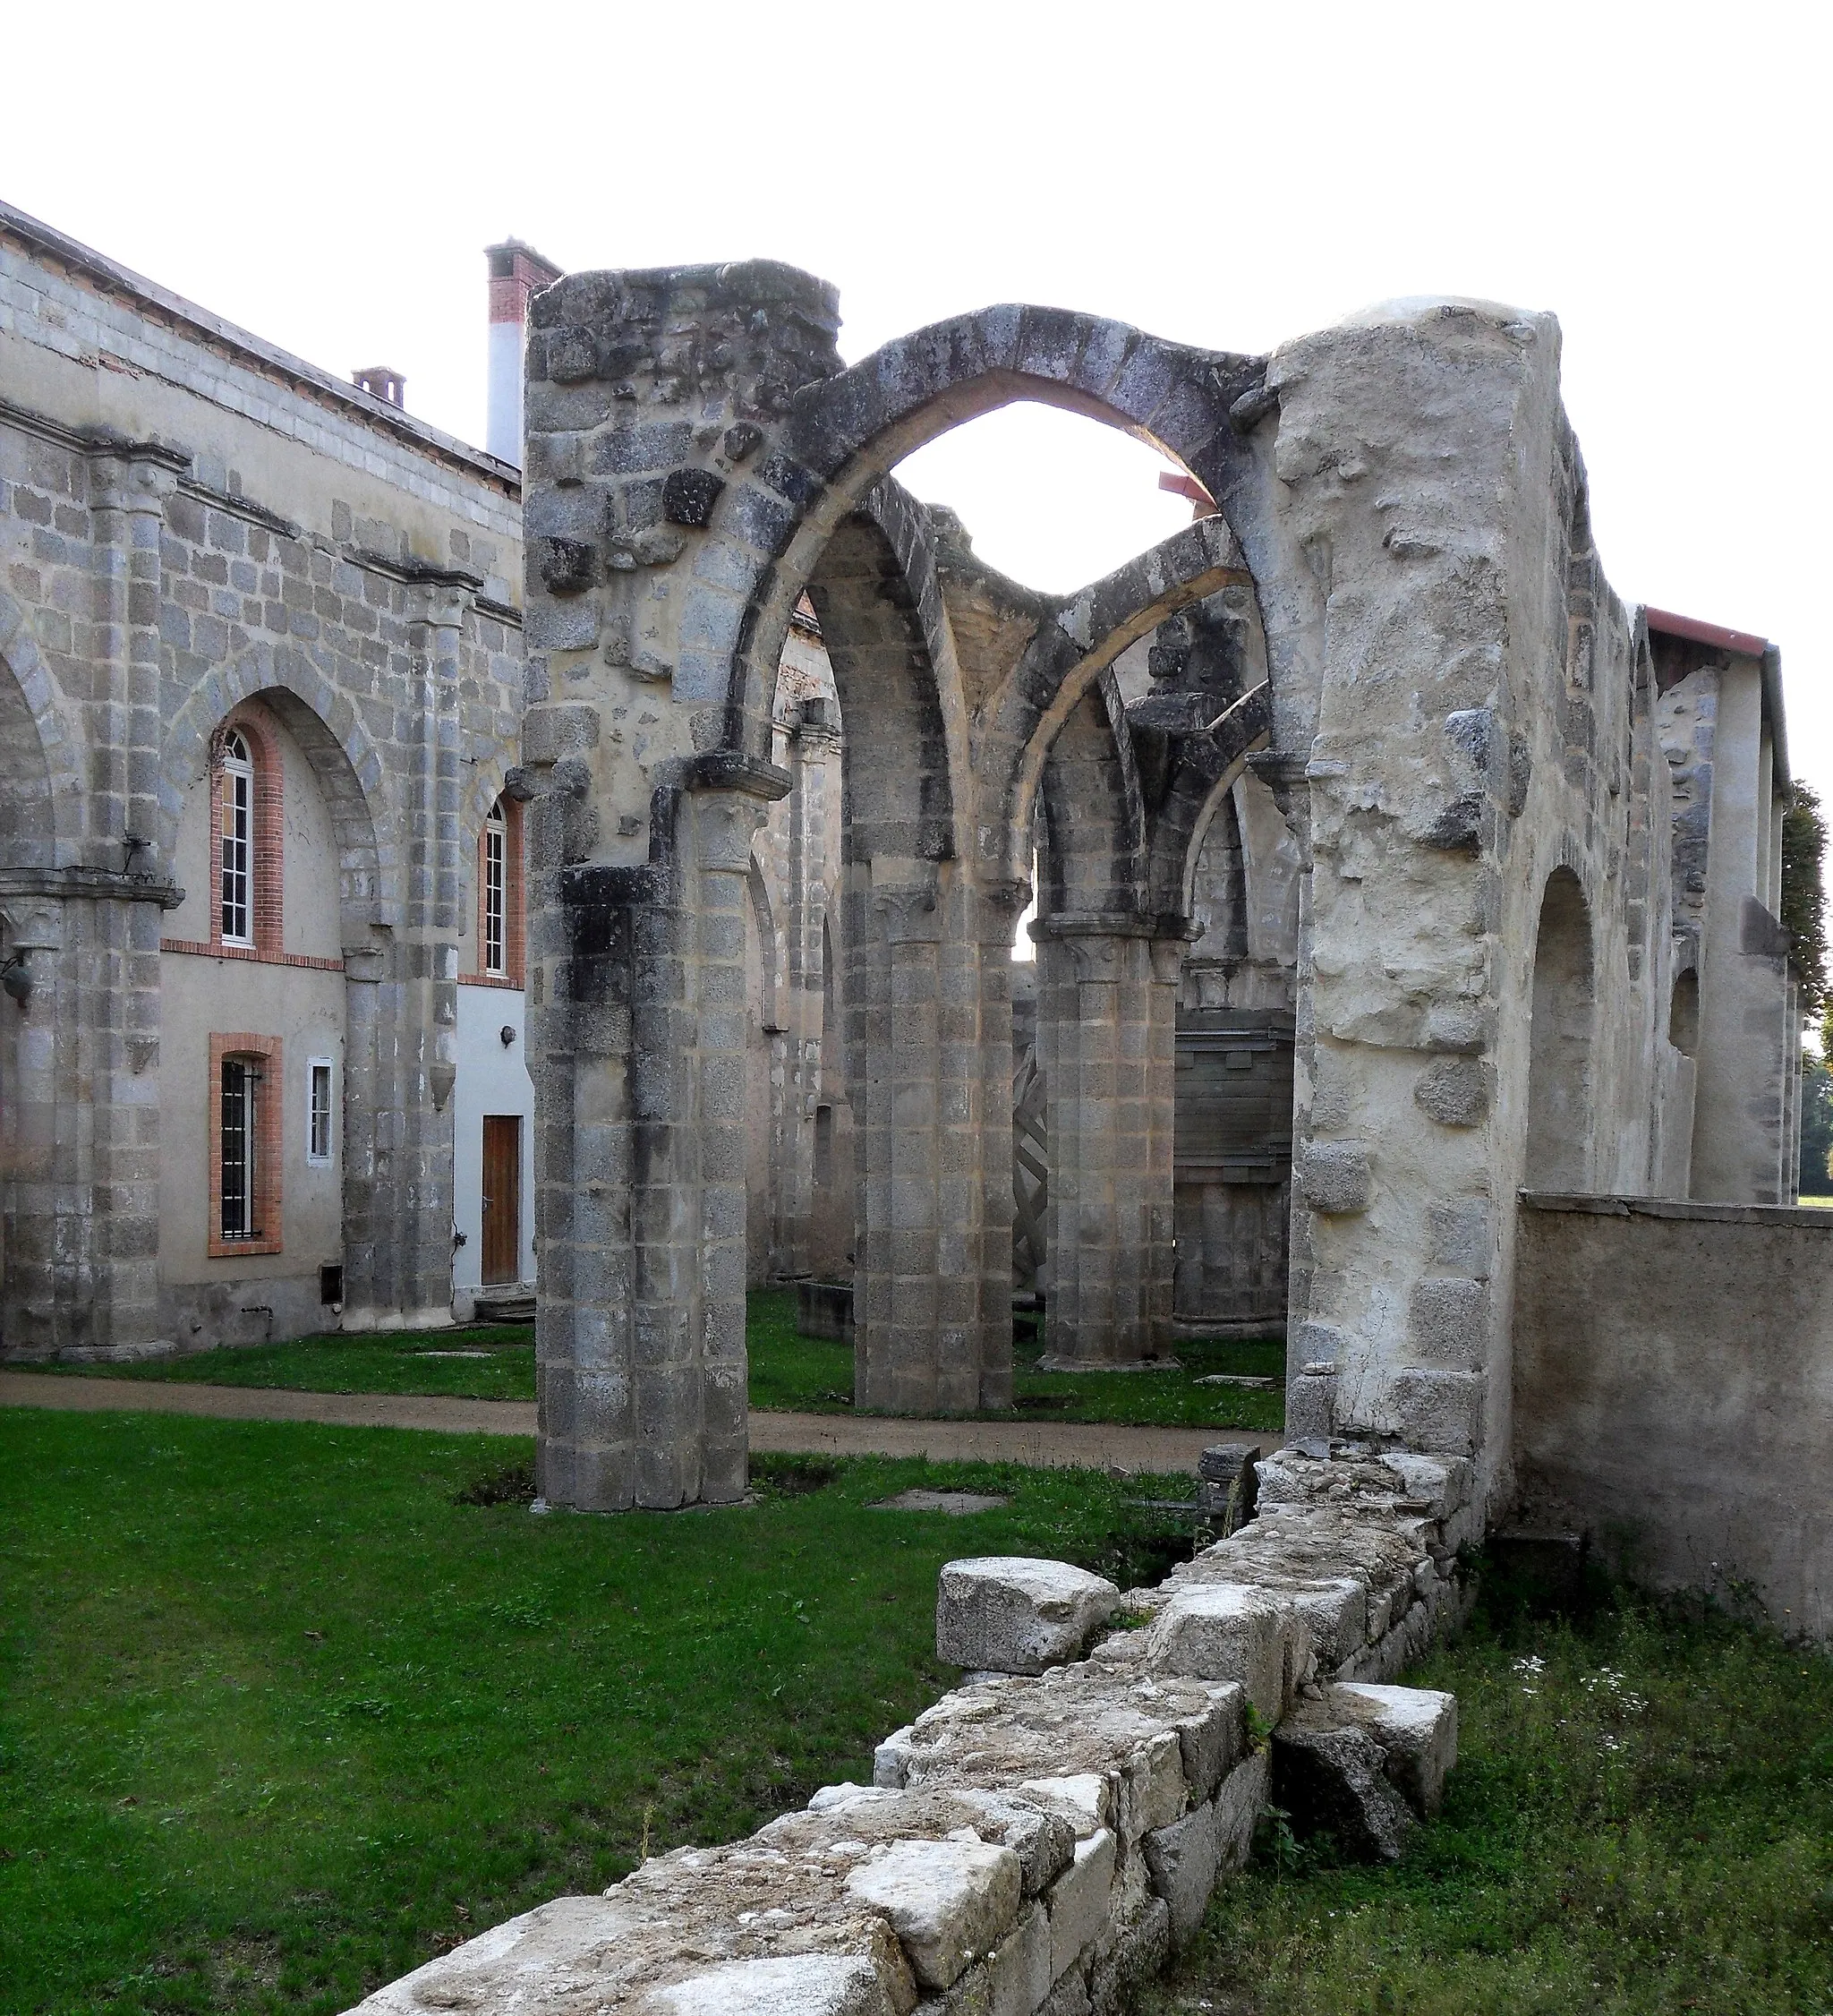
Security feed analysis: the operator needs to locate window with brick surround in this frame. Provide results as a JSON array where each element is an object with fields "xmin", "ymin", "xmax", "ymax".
[
  {"xmin": 220, "ymin": 731, "xmax": 253, "ymax": 945},
  {"xmin": 209, "ymin": 709, "xmax": 284, "ymax": 957},
  {"xmin": 468, "ymin": 794, "xmax": 524, "ymax": 987},
  {"xmin": 484, "ymin": 801, "xmax": 507, "ymax": 977},
  {"xmin": 209, "ymin": 1031, "xmax": 283, "ymax": 1257}
]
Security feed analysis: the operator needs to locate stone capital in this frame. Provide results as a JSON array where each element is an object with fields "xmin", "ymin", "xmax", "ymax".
[
  {"xmin": 88, "ymin": 444, "xmax": 186, "ymax": 515},
  {"xmin": 875, "ymin": 882, "xmax": 942, "ymax": 946},
  {"xmin": 688, "ymin": 789, "xmax": 771, "ymax": 875}
]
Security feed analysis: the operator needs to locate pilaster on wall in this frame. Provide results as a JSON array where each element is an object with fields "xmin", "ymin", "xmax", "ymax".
[
  {"xmin": 344, "ymin": 585, "xmax": 465, "ymax": 1331},
  {"xmin": 0, "ymin": 445, "xmax": 183, "ymax": 1360}
]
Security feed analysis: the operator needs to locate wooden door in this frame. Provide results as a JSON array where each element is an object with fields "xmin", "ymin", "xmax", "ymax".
[{"xmin": 481, "ymin": 1115, "xmax": 521, "ymax": 1286}]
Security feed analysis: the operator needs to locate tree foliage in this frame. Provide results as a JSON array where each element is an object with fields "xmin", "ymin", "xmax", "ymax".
[{"xmin": 1779, "ymin": 779, "xmax": 1829, "ymax": 1016}]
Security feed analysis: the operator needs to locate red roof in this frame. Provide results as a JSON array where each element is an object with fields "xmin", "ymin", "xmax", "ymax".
[{"xmin": 1645, "ymin": 607, "xmax": 1769, "ymax": 659}]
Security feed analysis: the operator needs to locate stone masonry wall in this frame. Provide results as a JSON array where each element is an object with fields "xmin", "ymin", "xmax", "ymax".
[
  {"xmin": 1514, "ymin": 1193, "xmax": 1833, "ymax": 1639},
  {"xmin": 348, "ymin": 1445, "xmax": 1472, "ymax": 2016},
  {"xmin": 0, "ymin": 203, "xmax": 525, "ymax": 1355}
]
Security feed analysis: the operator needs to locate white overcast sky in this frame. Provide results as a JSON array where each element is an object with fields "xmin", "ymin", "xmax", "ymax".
[{"xmin": 5, "ymin": 2, "xmax": 1829, "ymax": 797}]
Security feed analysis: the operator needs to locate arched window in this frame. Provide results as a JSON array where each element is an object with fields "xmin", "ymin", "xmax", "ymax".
[
  {"xmin": 483, "ymin": 799, "xmax": 507, "ymax": 977},
  {"xmin": 472, "ymin": 794, "xmax": 523, "ymax": 987},
  {"xmin": 220, "ymin": 730, "xmax": 253, "ymax": 945}
]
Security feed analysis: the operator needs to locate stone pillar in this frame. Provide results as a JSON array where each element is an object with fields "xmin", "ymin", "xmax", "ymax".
[
  {"xmin": 850, "ymin": 865, "xmax": 1010, "ymax": 1414},
  {"xmin": 514, "ymin": 258, "xmax": 845, "ymax": 1505},
  {"xmin": 536, "ymin": 770, "xmax": 780, "ymax": 1509},
  {"xmin": 1033, "ymin": 917, "xmax": 1181, "ymax": 1368}
]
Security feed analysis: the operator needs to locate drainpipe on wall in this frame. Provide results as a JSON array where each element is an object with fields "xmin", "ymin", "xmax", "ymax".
[{"xmin": 484, "ymin": 239, "xmax": 564, "ymax": 466}]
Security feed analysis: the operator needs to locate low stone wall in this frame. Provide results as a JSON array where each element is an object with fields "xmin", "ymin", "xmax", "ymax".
[
  {"xmin": 347, "ymin": 1447, "xmax": 1472, "ymax": 2016},
  {"xmin": 1513, "ymin": 1194, "xmax": 1833, "ymax": 1640}
]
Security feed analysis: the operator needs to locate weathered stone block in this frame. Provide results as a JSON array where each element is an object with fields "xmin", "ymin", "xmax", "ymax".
[
  {"xmin": 1144, "ymin": 1585, "xmax": 1300, "ymax": 1720},
  {"xmin": 1406, "ymin": 1277, "xmax": 1489, "ymax": 1368},
  {"xmin": 1273, "ymin": 1718, "xmax": 1415, "ymax": 1861},
  {"xmin": 1140, "ymin": 1798, "xmax": 1220, "ymax": 1945},
  {"xmin": 649, "ymin": 1954, "xmax": 892, "ymax": 2015},
  {"xmin": 936, "ymin": 1559, "xmax": 1121, "ymax": 1676},
  {"xmin": 1044, "ymin": 1828, "xmax": 1115, "ymax": 1983},
  {"xmin": 985, "ymin": 1899, "xmax": 1052, "ymax": 2016},
  {"xmin": 846, "ymin": 1837, "xmax": 1021, "ymax": 1990},
  {"xmin": 1297, "ymin": 1141, "xmax": 1370, "ymax": 1214},
  {"xmin": 1412, "ymin": 1055, "xmax": 1492, "ymax": 1126},
  {"xmin": 1329, "ymin": 1682, "xmax": 1458, "ymax": 1816},
  {"xmin": 1392, "ymin": 1366, "xmax": 1486, "ymax": 1456},
  {"xmin": 1213, "ymin": 1748, "xmax": 1270, "ymax": 1872}
]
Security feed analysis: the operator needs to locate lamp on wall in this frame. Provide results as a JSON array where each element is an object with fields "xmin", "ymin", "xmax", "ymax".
[
  {"xmin": 2, "ymin": 952, "xmax": 30, "ymax": 1012},
  {"xmin": 499, "ymin": 1024, "xmax": 516, "ymax": 1046}
]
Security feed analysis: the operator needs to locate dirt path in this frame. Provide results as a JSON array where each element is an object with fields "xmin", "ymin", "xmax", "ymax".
[{"xmin": 0, "ymin": 1371, "xmax": 1225, "ymax": 1473}]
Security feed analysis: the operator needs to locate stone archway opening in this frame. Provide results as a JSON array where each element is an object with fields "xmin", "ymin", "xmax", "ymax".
[{"xmin": 1524, "ymin": 866, "xmax": 1596, "ymax": 1192}]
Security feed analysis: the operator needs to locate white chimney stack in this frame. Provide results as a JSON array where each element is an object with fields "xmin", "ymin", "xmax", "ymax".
[{"xmin": 485, "ymin": 239, "xmax": 562, "ymax": 466}]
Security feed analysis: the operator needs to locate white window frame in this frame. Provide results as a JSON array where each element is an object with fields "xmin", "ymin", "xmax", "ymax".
[
  {"xmin": 221, "ymin": 730, "xmax": 254, "ymax": 947},
  {"xmin": 483, "ymin": 800, "xmax": 507, "ymax": 978},
  {"xmin": 306, "ymin": 1056, "xmax": 335, "ymax": 1165}
]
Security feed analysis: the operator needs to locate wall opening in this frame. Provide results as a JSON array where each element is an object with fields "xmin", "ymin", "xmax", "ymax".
[
  {"xmin": 1668, "ymin": 969, "xmax": 1700, "ymax": 1056},
  {"xmin": 1524, "ymin": 867, "xmax": 1596, "ymax": 1192}
]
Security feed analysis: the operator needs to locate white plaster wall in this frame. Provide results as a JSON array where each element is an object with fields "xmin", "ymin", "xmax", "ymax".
[{"xmin": 452, "ymin": 982, "xmax": 536, "ymax": 1303}]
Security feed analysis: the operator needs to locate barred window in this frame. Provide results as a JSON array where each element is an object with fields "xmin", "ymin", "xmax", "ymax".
[
  {"xmin": 220, "ymin": 1055, "xmax": 261, "ymax": 1240},
  {"xmin": 307, "ymin": 1059, "xmax": 334, "ymax": 1164},
  {"xmin": 220, "ymin": 730, "xmax": 253, "ymax": 945},
  {"xmin": 483, "ymin": 799, "xmax": 507, "ymax": 977}
]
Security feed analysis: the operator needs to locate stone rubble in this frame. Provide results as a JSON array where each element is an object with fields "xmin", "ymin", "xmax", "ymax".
[{"xmin": 345, "ymin": 1448, "xmax": 1469, "ymax": 2016}]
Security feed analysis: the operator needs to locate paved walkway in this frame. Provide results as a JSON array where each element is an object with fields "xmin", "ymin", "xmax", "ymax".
[{"xmin": 0, "ymin": 1371, "xmax": 1223, "ymax": 1473}]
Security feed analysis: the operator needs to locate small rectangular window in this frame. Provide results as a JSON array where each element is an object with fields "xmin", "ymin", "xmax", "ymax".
[
  {"xmin": 307, "ymin": 1058, "xmax": 334, "ymax": 1164},
  {"xmin": 221, "ymin": 1057, "xmax": 260, "ymax": 1239}
]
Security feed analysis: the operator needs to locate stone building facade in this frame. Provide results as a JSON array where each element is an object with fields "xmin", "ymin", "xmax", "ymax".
[{"xmin": 0, "ymin": 199, "xmax": 533, "ymax": 1357}]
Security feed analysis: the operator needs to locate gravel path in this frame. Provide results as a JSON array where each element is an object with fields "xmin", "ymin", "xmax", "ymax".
[{"xmin": 0, "ymin": 1371, "xmax": 1223, "ymax": 1474}]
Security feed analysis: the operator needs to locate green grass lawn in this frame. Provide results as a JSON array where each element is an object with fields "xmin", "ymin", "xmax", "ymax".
[
  {"xmin": 1145, "ymin": 1576, "xmax": 1833, "ymax": 2016},
  {"xmin": 0, "ymin": 1408, "xmax": 1200, "ymax": 2016},
  {"xmin": 42, "ymin": 1290, "xmax": 1287, "ymax": 1434}
]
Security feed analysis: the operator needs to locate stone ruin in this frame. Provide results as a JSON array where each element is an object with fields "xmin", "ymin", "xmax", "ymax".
[
  {"xmin": 514, "ymin": 262, "xmax": 1812, "ymax": 1537},
  {"xmin": 348, "ymin": 261, "xmax": 1829, "ymax": 2015},
  {"xmin": 354, "ymin": 1448, "xmax": 1473, "ymax": 2016}
]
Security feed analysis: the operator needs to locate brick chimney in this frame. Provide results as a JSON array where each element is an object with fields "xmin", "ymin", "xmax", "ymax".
[{"xmin": 485, "ymin": 239, "xmax": 563, "ymax": 466}]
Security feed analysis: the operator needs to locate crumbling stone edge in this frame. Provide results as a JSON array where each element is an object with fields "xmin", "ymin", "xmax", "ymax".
[{"xmin": 346, "ymin": 1447, "xmax": 1476, "ymax": 2016}]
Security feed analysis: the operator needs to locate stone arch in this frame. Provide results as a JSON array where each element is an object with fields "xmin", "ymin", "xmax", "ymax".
[
  {"xmin": 805, "ymin": 480, "xmax": 971, "ymax": 871},
  {"xmin": 0, "ymin": 585, "xmax": 84, "ymax": 868},
  {"xmin": 1144, "ymin": 683, "xmax": 1275, "ymax": 918},
  {"xmin": 159, "ymin": 644, "xmax": 394, "ymax": 941},
  {"xmin": 1036, "ymin": 672, "xmax": 1145, "ymax": 917},
  {"xmin": 1524, "ymin": 865, "xmax": 1596, "ymax": 1191},
  {"xmin": 719, "ymin": 305, "xmax": 1267, "ymax": 756}
]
